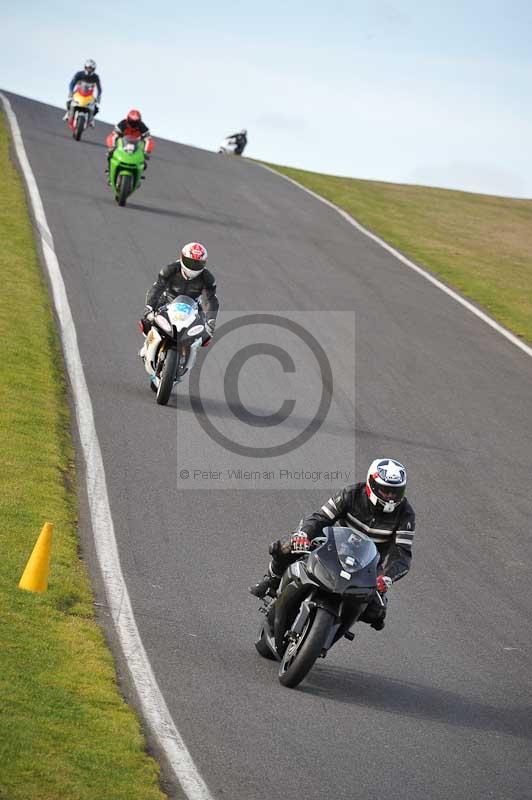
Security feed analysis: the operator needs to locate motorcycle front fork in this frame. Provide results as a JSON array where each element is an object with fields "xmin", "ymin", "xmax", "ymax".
[
  {"xmin": 157, "ymin": 343, "xmax": 191, "ymax": 382},
  {"xmin": 176, "ymin": 344, "xmax": 190, "ymax": 378}
]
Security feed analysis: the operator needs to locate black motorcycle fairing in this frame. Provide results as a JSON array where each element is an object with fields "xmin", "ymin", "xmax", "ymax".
[
  {"xmin": 271, "ymin": 527, "xmax": 380, "ymax": 657},
  {"xmin": 306, "ymin": 527, "xmax": 380, "ymax": 595}
]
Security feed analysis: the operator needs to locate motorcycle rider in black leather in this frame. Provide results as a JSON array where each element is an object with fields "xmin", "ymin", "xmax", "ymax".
[
  {"xmin": 227, "ymin": 129, "xmax": 247, "ymax": 155},
  {"xmin": 141, "ymin": 242, "xmax": 219, "ymax": 343},
  {"xmin": 250, "ymin": 458, "xmax": 415, "ymax": 631}
]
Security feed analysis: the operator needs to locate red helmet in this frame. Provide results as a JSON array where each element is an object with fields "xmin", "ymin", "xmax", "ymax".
[
  {"xmin": 126, "ymin": 109, "xmax": 142, "ymax": 126},
  {"xmin": 180, "ymin": 242, "xmax": 208, "ymax": 279}
]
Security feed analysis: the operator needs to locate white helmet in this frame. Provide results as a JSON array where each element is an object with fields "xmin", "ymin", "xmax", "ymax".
[
  {"xmin": 240, "ymin": 129, "xmax": 247, "ymax": 135},
  {"xmin": 84, "ymin": 59, "xmax": 96, "ymax": 73},
  {"xmin": 366, "ymin": 458, "xmax": 407, "ymax": 513},
  {"xmin": 180, "ymin": 242, "xmax": 208, "ymax": 279}
]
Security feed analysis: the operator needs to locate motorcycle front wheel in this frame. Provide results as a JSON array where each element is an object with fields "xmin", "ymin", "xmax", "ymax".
[
  {"xmin": 117, "ymin": 173, "xmax": 133, "ymax": 207},
  {"xmin": 278, "ymin": 607, "xmax": 333, "ymax": 688},
  {"xmin": 156, "ymin": 347, "xmax": 177, "ymax": 405},
  {"xmin": 74, "ymin": 113, "xmax": 85, "ymax": 141}
]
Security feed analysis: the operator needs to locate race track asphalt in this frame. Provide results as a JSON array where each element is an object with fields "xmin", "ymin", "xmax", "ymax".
[{"xmin": 6, "ymin": 92, "xmax": 532, "ymax": 800}]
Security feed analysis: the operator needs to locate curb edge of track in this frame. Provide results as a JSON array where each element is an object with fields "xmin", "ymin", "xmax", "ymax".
[{"xmin": 0, "ymin": 91, "xmax": 215, "ymax": 800}]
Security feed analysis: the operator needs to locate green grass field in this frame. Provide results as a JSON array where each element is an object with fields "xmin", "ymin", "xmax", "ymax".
[
  {"xmin": 0, "ymin": 111, "xmax": 167, "ymax": 799},
  {"xmin": 263, "ymin": 163, "xmax": 532, "ymax": 344}
]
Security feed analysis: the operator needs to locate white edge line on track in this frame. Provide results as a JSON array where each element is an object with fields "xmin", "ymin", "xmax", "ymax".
[
  {"xmin": 1, "ymin": 93, "xmax": 214, "ymax": 800},
  {"xmin": 257, "ymin": 162, "xmax": 532, "ymax": 361}
]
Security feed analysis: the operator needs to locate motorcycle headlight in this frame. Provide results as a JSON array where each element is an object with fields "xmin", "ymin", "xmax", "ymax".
[
  {"xmin": 155, "ymin": 314, "xmax": 171, "ymax": 334},
  {"xmin": 188, "ymin": 324, "xmax": 204, "ymax": 336}
]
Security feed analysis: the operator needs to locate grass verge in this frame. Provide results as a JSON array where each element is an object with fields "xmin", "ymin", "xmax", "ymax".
[
  {"xmin": 262, "ymin": 162, "xmax": 532, "ymax": 344},
  {"xmin": 0, "ymin": 111, "xmax": 167, "ymax": 799}
]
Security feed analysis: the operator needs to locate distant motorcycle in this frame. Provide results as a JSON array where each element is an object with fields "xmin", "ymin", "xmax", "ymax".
[
  {"xmin": 218, "ymin": 135, "xmax": 245, "ymax": 155},
  {"xmin": 254, "ymin": 527, "xmax": 381, "ymax": 688},
  {"xmin": 140, "ymin": 295, "xmax": 206, "ymax": 405},
  {"xmin": 106, "ymin": 133, "xmax": 153, "ymax": 206},
  {"xmin": 67, "ymin": 82, "xmax": 97, "ymax": 141},
  {"xmin": 218, "ymin": 136, "xmax": 238, "ymax": 155}
]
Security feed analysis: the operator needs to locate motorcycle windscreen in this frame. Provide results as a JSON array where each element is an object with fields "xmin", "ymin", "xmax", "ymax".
[
  {"xmin": 167, "ymin": 295, "xmax": 198, "ymax": 331},
  {"xmin": 332, "ymin": 527, "xmax": 378, "ymax": 572},
  {"xmin": 75, "ymin": 81, "xmax": 95, "ymax": 97},
  {"xmin": 121, "ymin": 135, "xmax": 140, "ymax": 154},
  {"xmin": 306, "ymin": 527, "xmax": 378, "ymax": 592}
]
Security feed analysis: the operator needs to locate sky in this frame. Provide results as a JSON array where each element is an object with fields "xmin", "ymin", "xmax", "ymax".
[{"xmin": 1, "ymin": 0, "xmax": 531, "ymax": 197}]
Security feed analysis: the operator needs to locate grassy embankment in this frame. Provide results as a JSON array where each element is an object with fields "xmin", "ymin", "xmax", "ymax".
[
  {"xmin": 0, "ymin": 112, "xmax": 167, "ymax": 799},
  {"xmin": 263, "ymin": 163, "xmax": 532, "ymax": 344}
]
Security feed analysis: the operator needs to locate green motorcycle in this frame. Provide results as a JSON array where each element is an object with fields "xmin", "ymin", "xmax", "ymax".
[{"xmin": 107, "ymin": 135, "xmax": 147, "ymax": 206}]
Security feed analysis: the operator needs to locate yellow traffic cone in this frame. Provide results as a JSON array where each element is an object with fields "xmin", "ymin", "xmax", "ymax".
[{"xmin": 18, "ymin": 522, "xmax": 53, "ymax": 593}]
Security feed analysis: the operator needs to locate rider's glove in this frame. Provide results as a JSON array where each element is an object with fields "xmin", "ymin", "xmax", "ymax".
[
  {"xmin": 290, "ymin": 532, "xmax": 311, "ymax": 553},
  {"xmin": 205, "ymin": 319, "xmax": 216, "ymax": 338},
  {"xmin": 377, "ymin": 575, "xmax": 393, "ymax": 593}
]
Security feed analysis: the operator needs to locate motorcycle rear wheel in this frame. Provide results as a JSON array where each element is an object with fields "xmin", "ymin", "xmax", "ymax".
[
  {"xmin": 156, "ymin": 347, "xmax": 177, "ymax": 405},
  {"xmin": 74, "ymin": 114, "xmax": 85, "ymax": 141},
  {"xmin": 117, "ymin": 173, "xmax": 133, "ymax": 207},
  {"xmin": 278, "ymin": 607, "xmax": 333, "ymax": 688}
]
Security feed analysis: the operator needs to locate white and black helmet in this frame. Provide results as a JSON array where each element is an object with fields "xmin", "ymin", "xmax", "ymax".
[
  {"xmin": 180, "ymin": 241, "xmax": 208, "ymax": 279},
  {"xmin": 366, "ymin": 458, "xmax": 407, "ymax": 513},
  {"xmin": 84, "ymin": 59, "xmax": 96, "ymax": 73}
]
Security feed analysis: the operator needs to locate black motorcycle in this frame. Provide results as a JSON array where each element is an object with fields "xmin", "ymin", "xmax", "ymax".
[{"xmin": 254, "ymin": 527, "xmax": 381, "ymax": 688}]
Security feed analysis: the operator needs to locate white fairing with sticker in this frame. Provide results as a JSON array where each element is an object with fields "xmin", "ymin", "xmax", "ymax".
[{"xmin": 144, "ymin": 327, "xmax": 162, "ymax": 375}]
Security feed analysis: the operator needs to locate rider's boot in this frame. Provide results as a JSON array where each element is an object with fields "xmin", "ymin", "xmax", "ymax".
[{"xmin": 249, "ymin": 565, "xmax": 281, "ymax": 598}]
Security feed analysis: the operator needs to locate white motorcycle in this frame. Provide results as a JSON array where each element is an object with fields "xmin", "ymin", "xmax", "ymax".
[
  {"xmin": 140, "ymin": 295, "xmax": 206, "ymax": 405},
  {"xmin": 218, "ymin": 136, "xmax": 240, "ymax": 155}
]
